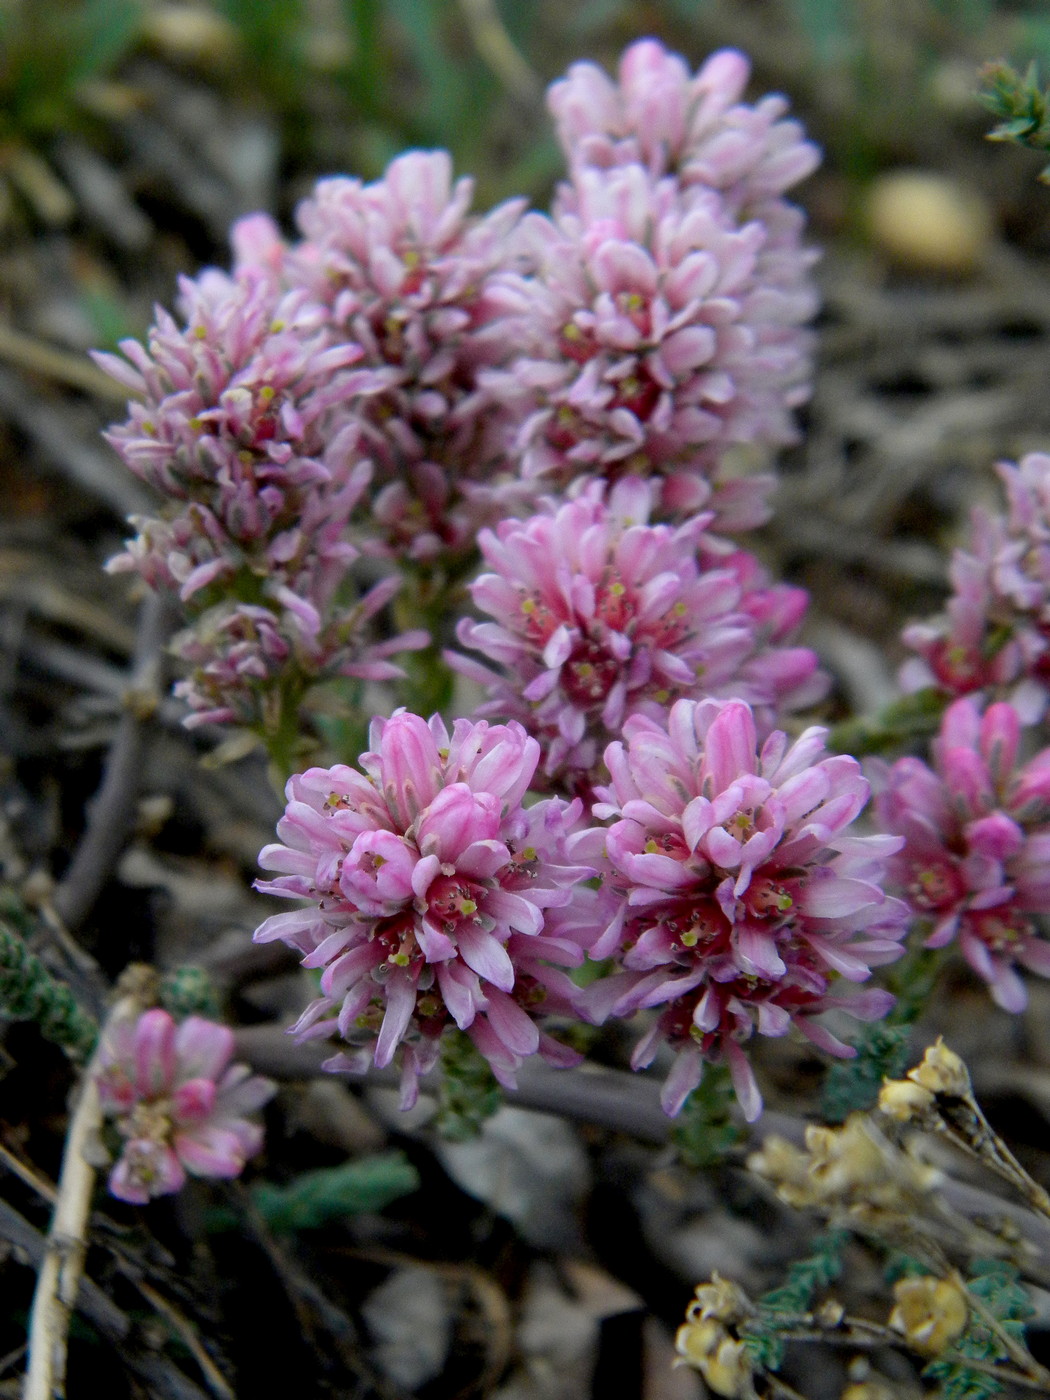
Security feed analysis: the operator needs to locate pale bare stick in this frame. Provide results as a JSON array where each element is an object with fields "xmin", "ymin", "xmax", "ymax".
[
  {"xmin": 22, "ymin": 1057, "xmax": 103, "ymax": 1399},
  {"xmin": 23, "ymin": 988, "xmax": 144, "ymax": 1400}
]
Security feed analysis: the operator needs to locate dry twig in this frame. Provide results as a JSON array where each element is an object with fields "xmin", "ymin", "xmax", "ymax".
[
  {"xmin": 23, "ymin": 984, "xmax": 148, "ymax": 1400},
  {"xmin": 52, "ymin": 591, "xmax": 172, "ymax": 932}
]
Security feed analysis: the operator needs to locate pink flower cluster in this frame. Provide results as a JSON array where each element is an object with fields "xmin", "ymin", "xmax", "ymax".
[
  {"xmin": 902, "ymin": 453, "xmax": 1050, "ymax": 722},
  {"xmin": 95, "ymin": 1008, "xmax": 274, "ymax": 1203},
  {"xmin": 286, "ymin": 151, "xmax": 531, "ymax": 561},
  {"xmin": 252, "ymin": 698, "xmax": 912, "ymax": 1119},
  {"xmin": 452, "ymin": 477, "xmax": 824, "ymax": 786},
  {"xmin": 486, "ymin": 42, "xmax": 819, "ymax": 518},
  {"xmin": 875, "ymin": 698, "xmax": 1050, "ymax": 1011},
  {"xmin": 97, "ymin": 229, "xmax": 426, "ymax": 729},
  {"xmin": 580, "ymin": 699, "xmax": 905, "ymax": 1118},
  {"xmin": 254, "ymin": 711, "xmax": 595, "ymax": 1105}
]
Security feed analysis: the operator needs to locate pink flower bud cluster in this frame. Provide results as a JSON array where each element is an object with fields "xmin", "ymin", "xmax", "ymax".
[
  {"xmin": 875, "ymin": 697, "xmax": 1050, "ymax": 1012},
  {"xmin": 97, "ymin": 233, "xmax": 426, "ymax": 728},
  {"xmin": 451, "ymin": 477, "xmax": 825, "ymax": 787},
  {"xmin": 902, "ymin": 453, "xmax": 1050, "ymax": 722},
  {"xmin": 95, "ymin": 1008, "xmax": 274, "ymax": 1203},
  {"xmin": 253, "ymin": 711, "xmax": 595, "ymax": 1106},
  {"xmin": 484, "ymin": 42, "xmax": 819, "ymax": 518},
  {"xmin": 98, "ymin": 39, "xmax": 824, "ymax": 736},
  {"xmin": 286, "ymin": 151, "xmax": 533, "ymax": 561},
  {"xmin": 577, "ymin": 699, "xmax": 905, "ymax": 1119}
]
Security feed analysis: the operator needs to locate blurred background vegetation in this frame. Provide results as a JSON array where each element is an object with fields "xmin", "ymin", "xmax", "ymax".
[{"xmin": 2, "ymin": 1, "xmax": 1050, "ymax": 313}]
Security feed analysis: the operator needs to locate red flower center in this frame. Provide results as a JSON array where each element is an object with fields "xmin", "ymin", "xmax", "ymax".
[{"xmin": 562, "ymin": 639, "xmax": 622, "ymax": 707}]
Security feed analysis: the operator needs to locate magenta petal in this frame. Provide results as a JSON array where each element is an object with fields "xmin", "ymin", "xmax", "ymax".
[
  {"xmin": 925, "ymin": 913, "xmax": 960, "ymax": 948},
  {"xmin": 799, "ymin": 877, "xmax": 881, "ymax": 920},
  {"xmin": 215, "ymin": 1064, "xmax": 275, "ymax": 1116},
  {"xmin": 134, "ymin": 1009, "xmax": 177, "ymax": 1097},
  {"xmin": 803, "ymin": 937, "xmax": 873, "ymax": 981},
  {"xmin": 796, "ymin": 1018, "xmax": 855, "ymax": 1057},
  {"xmin": 175, "ymin": 1124, "xmax": 248, "ymax": 1178},
  {"xmin": 456, "ymin": 925, "xmax": 516, "ymax": 991},
  {"xmin": 412, "ymin": 852, "xmax": 442, "ymax": 900},
  {"xmin": 374, "ymin": 972, "xmax": 417, "ymax": 1067},
  {"xmin": 660, "ymin": 1046, "xmax": 704, "ymax": 1116},
  {"xmin": 989, "ymin": 963, "xmax": 1028, "ymax": 1013},
  {"xmin": 111, "ymin": 1140, "xmax": 186, "ymax": 1202},
  {"xmin": 467, "ymin": 1016, "xmax": 519, "ymax": 1088},
  {"xmin": 108, "ymin": 1161, "xmax": 152, "ymax": 1205},
  {"xmin": 174, "ymin": 1016, "xmax": 235, "ymax": 1082},
  {"xmin": 455, "ymin": 839, "xmax": 512, "ymax": 879},
  {"xmin": 725, "ymin": 1040, "xmax": 763, "ymax": 1122},
  {"xmin": 682, "ymin": 796, "xmax": 714, "ymax": 851},
  {"xmin": 483, "ymin": 989, "xmax": 540, "ymax": 1057},
  {"xmin": 965, "ymin": 813, "xmax": 1024, "ymax": 862},
  {"xmin": 734, "ymin": 923, "xmax": 786, "ymax": 980},
  {"xmin": 378, "ymin": 711, "xmax": 444, "ymax": 827},
  {"xmin": 416, "ymin": 920, "xmax": 457, "ymax": 961},
  {"xmin": 1019, "ymin": 938, "xmax": 1050, "ymax": 976},
  {"xmin": 172, "ymin": 1077, "xmax": 218, "ymax": 1124},
  {"xmin": 483, "ymin": 888, "xmax": 544, "ymax": 935},
  {"xmin": 437, "ymin": 960, "xmax": 479, "ymax": 1029},
  {"xmin": 417, "ymin": 784, "xmax": 501, "ymax": 863},
  {"xmin": 702, "ymin": 702, "xmax": 757, "ymax": 793},
  {"xmin": 704, "ymin": 826, "xmax": 742, "ymax": 867}
]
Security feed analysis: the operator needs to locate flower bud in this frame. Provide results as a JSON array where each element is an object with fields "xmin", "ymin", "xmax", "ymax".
[
  {"xmin": 909, "ymin": 1039, "xmax": 971, "ymax": 1098},
  {"xmin": 686, "ymin": 1274, "xmax": 752, "ymax": 1327},
  {"xmin": 889, "ymin": 1275, "xmax": 968, "ymax": 1356},
  {"xmin": 674, "ymin": 1317, "xmax": 755, "ymax": 1398},
  {"xmin": 878, "ymin": 1076, "xmax": 935, "ymax": 1122},
  {"xmin": 805, "ymin": 1117, "xmax": 889, "ymax": 1195}
]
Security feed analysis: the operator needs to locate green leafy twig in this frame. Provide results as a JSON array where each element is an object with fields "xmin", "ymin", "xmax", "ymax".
[
  {"xmin": 159, "ymin": 965, "xmax": 221, "ymax": 1021},
  {"xmin": 924, "ymin": 1261, "xmax": 1045, "ymax": 1399},
  {"xmin": 980, "ymin": 60, "xmax": 1050, "ymax": 182},
  {"xmin": 742, "ymin": 1228, "xmax": 849, "ymax": 1370},
  {"xmin": 821, "ymin": 943, "xmax": 945, "ymax": 1122},
  {"xmin": 251, "ymin": 1153, "xmax": 420, "ymax": 1232},
  {"xmin": 828, "ymin": 687, "xmax": 946, "ymax": 758},
  {"xmin": 0, "ymin": 920, "xmax": 98, "ymax": 1063}
]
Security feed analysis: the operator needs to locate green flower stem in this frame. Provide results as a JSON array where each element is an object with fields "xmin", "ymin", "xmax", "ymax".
[
  {"xmin": 674, "ymin": 1063, "xmax": 744, "ymax": 1168},
  {"xmin": 435, "ymin": 1028, "xmax": 502, "ymax": 1140},
  {"xmin": 258, "ymin": 674, "xmax": 310, "ymax": 788}
]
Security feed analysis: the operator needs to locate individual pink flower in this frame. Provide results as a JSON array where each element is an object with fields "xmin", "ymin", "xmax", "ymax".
[
  {"xmin": 580, "ymin": 699, "xmax": 905, "ymax": 1119},
  {"xmin": 253, "ymin": 711, "xmax": 597, "ymax": 1106},
  {"xmin": 901, "ymin": 454, "xmax": 1050, "ymax": 722},
  {"xmin": 287, "ymin": 151, "xmax": 531, "ymax": 561},
  {"xmin": 95, "ymin": 1008, "xmax": 274, "ymax": 1204},
  {"xmin": 874, "ymin": 696, "xmax": 1050, "ymax": 1012},
  {"xmin": 451, "ymin": 477, "xmax": 824, "ymax": 787}
]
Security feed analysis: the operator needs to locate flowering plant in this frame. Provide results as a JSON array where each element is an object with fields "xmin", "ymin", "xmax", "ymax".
[{"xmin": 91, "ymin": 34, "xmax": 1050, "ymax": 1156}]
